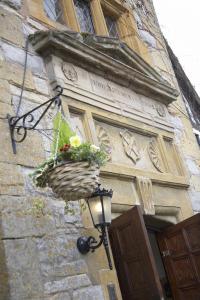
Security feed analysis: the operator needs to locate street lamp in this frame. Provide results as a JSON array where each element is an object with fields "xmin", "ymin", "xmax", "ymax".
[{"xmin": 77, "ymin": 184, "xmax": 113, "ymax": 270}]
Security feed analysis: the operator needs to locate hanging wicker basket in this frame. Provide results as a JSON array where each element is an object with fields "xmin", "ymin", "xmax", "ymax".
[{"xmin": 47, "ymin": 160, "xmax": 100, "ymax": 201}]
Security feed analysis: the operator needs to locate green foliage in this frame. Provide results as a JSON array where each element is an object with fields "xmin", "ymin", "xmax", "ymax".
[
  {"xmin": 29, "ymin": 156, "xmax": 55, "ymax": 187},
  {"xmin": 61, "ymin": 143, "xmax": 107, "ymax": 166},
  {"xmin": 51, "ymin": 112, "xmax": 74, "ymax": 156}
]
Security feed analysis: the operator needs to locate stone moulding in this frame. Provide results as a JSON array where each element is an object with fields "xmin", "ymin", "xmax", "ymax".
[
  {"xmin": 148, "ymin": 138, "xmax": 164, "ymax": 173},
  {"xmin": 136, "ymin": 176, "xmax": 155, "ymax": 215},
  {"xmin": 29, "ymin": 30, "xmax": 179, "ymax": 105}
]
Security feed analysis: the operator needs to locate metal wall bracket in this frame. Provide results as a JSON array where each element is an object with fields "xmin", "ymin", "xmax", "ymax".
[
  {"xmin": 7, "ymin": 86, "xmax": 63, "ymax": 154},
  {"xmin": 77, "ymin": 226, "xmax": 113, "ymax": 270}
]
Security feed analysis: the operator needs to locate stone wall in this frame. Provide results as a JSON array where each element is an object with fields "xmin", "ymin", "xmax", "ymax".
[
  {"xmin": 0, "ymin": 0, "xmax": 200, "ymax": 299},
  {"xmin": 125, "ymin": 0, "xmax": 200, "ymax": 212},
  {"xmin": 0, "ymin": 1, "xmax": 104, "ymax": 299}
]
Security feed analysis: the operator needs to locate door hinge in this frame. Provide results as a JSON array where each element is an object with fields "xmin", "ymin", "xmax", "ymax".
[{"xmin": 162, "ymin": 250, "xmax": 171, "ymax": 257}]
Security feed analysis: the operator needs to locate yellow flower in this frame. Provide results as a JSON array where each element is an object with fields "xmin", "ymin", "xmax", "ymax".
[{"xmin": 69, "ymin": 135, "xmax": 81, "ymax": 147}]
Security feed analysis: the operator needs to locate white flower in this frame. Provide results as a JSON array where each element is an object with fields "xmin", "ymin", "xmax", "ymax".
[
  {"xmin": 90, "ymin": 144, "xmax": 100, "ymax": 153},
  {"xmin": 69, "ymin": 135, "xmax": 81, "ymax": 147}
]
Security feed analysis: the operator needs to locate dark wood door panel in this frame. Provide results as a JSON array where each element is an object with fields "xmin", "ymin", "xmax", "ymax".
[
  {"xmin": 109, "ymin": 206, "xmax": 163, "ymax": 300},
  {"xmin": 157, "ymin": 213, "xmax": 200, "ymax": 300}
]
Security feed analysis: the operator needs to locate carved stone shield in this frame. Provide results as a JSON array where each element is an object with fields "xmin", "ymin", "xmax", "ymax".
[
  {"xmin": 120, "ymin": 130, "xmax": 140, "ymax": 163},
  {"xmin": 62, "ymin": 62, "xmax": 78, "ymax": 82}
]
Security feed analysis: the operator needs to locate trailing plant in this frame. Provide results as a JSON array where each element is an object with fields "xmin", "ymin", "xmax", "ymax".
[{"xmin": 30, "ymin": 112, "xmax": 108, "ymax": 188}]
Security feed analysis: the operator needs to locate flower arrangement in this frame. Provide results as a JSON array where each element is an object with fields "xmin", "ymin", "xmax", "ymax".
[{"xmin": 31, "ymin": 112, "xmax": 108, "ymax": 191}]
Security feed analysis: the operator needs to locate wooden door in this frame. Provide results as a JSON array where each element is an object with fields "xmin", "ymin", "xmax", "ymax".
[
  {"xmin": 157, "ymin": 213, "xmax": 200, "ymax": 300},
  {"xmin": 109, "ymin": 206, "xmax": 164, "ymax": 300}
]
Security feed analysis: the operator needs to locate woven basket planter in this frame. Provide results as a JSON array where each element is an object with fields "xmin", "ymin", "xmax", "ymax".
[{"xmin": 47, "ymin": 161, "xmax": 100, "ymax": 201}]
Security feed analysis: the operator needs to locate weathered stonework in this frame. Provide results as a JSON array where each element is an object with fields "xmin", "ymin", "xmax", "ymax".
[
  {"xmin": 0, "ymin": 7, "xmax": 24, "ymax": 46},
  {"xmin": 0, "ymin": 60, "xmax": 35, "ymax": 91},
  {"xmin": 0, "ymin": 0, "xmax": 200, "ymax": 299},
  {"xmin": 1, "ymin": 0, "xmax": 21, "ymax": 10}
]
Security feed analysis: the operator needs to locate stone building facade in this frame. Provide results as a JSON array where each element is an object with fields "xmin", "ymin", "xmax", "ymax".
[{"xmin": 0, "ymin": 0, "xmax": 200, "ymax": 299}]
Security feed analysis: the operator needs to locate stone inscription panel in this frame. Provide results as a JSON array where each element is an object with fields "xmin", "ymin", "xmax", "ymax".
[{"xmin": 52, "ymin": 58, "xmax": 170, "ymax": 128}]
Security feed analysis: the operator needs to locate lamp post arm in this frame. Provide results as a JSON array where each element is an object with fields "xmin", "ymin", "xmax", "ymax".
[
  {"xmin": 87, "ymin": 234, "xmax": 104, "ymax": 251},
  {"xmin": 77, "ymin": 226, "xmax": 113, "ymax": 270}
]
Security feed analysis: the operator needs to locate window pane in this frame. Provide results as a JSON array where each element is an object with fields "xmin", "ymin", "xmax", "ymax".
[
  {"xmin": 74, "ymin": 0, "xmax": 94, "ymax": 33},
  {"xmin": 105, "ymin": 15, "xmax": 118, "ymax": 38},
  {"xmin": 44, "ymin": 0, "xmax": 64, "ymax": 24}
]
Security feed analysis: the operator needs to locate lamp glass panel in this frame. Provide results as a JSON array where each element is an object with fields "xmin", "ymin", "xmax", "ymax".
[
  {"xmin": 102, "ymin": 195, "xmax": 112, "ymax": 224},
  {"xmin": 88, "ymin": 195, "xmax": 111, "ymax": 226}
]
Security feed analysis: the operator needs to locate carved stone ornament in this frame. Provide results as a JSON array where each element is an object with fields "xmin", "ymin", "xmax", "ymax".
[
  {"xmin": 96, "ymin": 124, "xmax": 112, "ymax": 161},
  {"xmin": 62, "ymin": 62, "xmax": 78, "ymax": 82},
  {"xmin": 120, "ymin": 130, "xmax": 140, "ymax": 163},
  {"xmin": 148, "ymin": 138, "xmax": 164, "ymax": 172},
  {"xmin": 136, "ymin": 176, "xmax": 155, "ymax": 215},
  {"xmin": 156, "ymin": 104, "xmax": 166, "ymax": 117}
]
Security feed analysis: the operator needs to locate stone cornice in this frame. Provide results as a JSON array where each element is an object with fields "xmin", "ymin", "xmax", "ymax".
[{"xmin": 30, "ymin": 30, "xmax": 179, "ymax": 105}]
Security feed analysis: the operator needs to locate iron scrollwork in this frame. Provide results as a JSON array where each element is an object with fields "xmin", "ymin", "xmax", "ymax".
[
  {"xmin": 7, "ymin": 85, "xmax": 63, "ymax": 154},
  {"xmin": 77, "ymin": 225, "xmax": 113, "ymax": 270}
]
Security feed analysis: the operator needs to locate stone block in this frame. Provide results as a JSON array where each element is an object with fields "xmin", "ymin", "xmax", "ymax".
[
  {"xmin": 49, "ymin": 200, "xmax": 82, "ymax": 229},
  {"xmin": 10, "ymin": 86, "xmax": 49, "ymax": 106},
  {"xmin": 0, "ymin": 100, "xmax": 13, "ymax": 118},
  {"xmin": 189, "ymin": 190, "xmax": 200, "ymax": 212},
  {"xmin": 1, "ymin": 0, "xmax": 21, "ymax": 10},
  {"xmin": 0, "ymin": 162, "xmax": 24, "ymax": 196},
  {"xmin": 0, "ymin": 271, "xmax": 10, "ymax": 300},
  {"xmin": 33, "ymin": 76, "xmax": 49, "ymax": 95},
  {"xmin": 3, "ymin": 238, "xmax": 43, "ymax": 299},
  {"xmin": 0, "ymin": 60, "xmax": 35, "ymax": 90},
  {"xmin": 46, "ymin": 292, "xmax": 71, "ymax": 300},
  {"xmin": 0, "ymin": 196, "xmax": 57, "ymax": 238},
  {"xmin": 44, "ymin": 274, "xmax": 91, "ymax": 294},
  {"xmin": 0, "ymin": 79, "xmax": 11, "ymax": 104},
  {"xmin": 72, "ymin": 286, "xmax": 104, "ymax": 300},
  {"xmin": 53, "ymin": 260, "xmax": 88, "ymax": 279},
  {"xmin": 0, "ymin": 7, "xmax": 24, "ymax": 46},
  {"xmin": 190, "ymin": 175, "xmax": 200, "ymax": 192},
  {"xmin": 1, "ymin": 41, "xmax": 45, "ymax": 75},
  {"xmin": 186, "ymin": 157, "xmax": 200, "ymax": 175},
  {"xmin": 36, "ymin": 233, "xmax": 82, "ymax": 280},
  {"xmin": 0, "ymin": 119, "xmax": 46, "ymax": 167}
]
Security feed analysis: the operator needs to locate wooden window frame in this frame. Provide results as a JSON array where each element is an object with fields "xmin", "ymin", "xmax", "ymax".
[{"xmin": 27, "ymin": 0, "xmax": 151, "ymax": 62}]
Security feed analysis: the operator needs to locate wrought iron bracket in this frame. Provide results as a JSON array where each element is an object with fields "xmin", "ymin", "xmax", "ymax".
[
  {"xmin": 7, "ymin": 85, "xmax": 63, "ymax": 154},
  {"xmin": 77, "ymin": 226, "xmax": 113, "ymax": 270}
]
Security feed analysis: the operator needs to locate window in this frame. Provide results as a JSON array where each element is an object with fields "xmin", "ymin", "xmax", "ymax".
[
  {"xmin": 43, "ymin": 0, "xmax": 64, "ymax": 24},
  {"xmin": 29, "ymin": 0, "xmax": 151, "ymax": 62},
  {"xmin": 104, "ymin": 14, "xmax": 118, "ymax": 38},
  {"xmin": 74, "ymin": 0, "xmax": 95, "ymax": 33}
]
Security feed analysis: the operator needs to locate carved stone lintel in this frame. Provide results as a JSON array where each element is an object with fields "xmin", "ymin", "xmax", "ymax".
[
  {"xmin": 96, "ymin": 124, "xmax": 112, "ymax": 161},
  {"xmin": 148, "ymin": 138, "xmax": 164, "ymax": 172},
  {"xmin": 136, "ymin": 176, "xmax": 155, "ymax": 215},
  {"xmin": 120, "ymin": 130, "xmax": 140, "ymax": 164}
]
